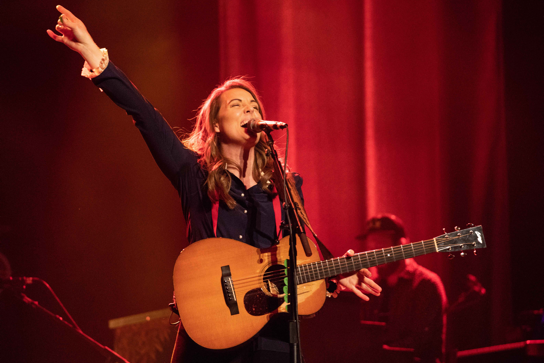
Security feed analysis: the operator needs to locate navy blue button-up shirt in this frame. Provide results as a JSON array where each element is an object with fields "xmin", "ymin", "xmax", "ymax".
[{"xmin": 93, "ymin": 62, "xmax": 302, "ymax": 247}]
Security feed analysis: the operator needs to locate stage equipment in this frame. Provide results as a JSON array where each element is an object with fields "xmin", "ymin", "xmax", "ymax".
[
  {"xmin": 242, "ymin": 119, "xmax": 288, "ymax": 132},
  {"xmin": 0, "ymin": 280, "xmax": 129, "ymax": 363},
  {"xmin": 456, "ymin": 340, "xmax": 544, "ymax": 362},
  {"xmin": 109, "ymin": 308, "xmax": 178, "ymax": 363}
]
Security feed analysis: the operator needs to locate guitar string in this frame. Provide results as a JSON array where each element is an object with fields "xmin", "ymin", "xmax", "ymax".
[
  {"xmin": 231, "ymin": 237, "xmax": 462, "ymax": 289},
  {"xmin": 227, "ymin": 231, "xmax": 476, "ymax": 287},
  {"xmin": 231, "ymin": 239, "xmax": 444, "ymax": 284},
  {"xmin": 233, "ymin": 236, "xmax": 476, "ymax": 288},
  {"xmin": 231, "ymin": 236, "xmax": 460, "ymax": 288},
  {"xmin": 236, "ymin": 236, "xmax": 457, "ymax": 292}
]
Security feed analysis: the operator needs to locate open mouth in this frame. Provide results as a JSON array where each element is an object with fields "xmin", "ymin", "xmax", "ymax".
[{"xmin": 241, "ymin": 119, "xmax": 252, "ymax": 128}]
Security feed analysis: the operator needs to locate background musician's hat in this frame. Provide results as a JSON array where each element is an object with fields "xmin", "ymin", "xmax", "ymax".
[{"xmin": 356, "ymin": 213, "xmax": 406, "ymax": 241}]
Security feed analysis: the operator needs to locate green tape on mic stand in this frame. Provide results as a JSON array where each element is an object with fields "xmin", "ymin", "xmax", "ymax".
[{"xmin": 284, "ymin": 259, "xmax": 289, "ymax": 311}]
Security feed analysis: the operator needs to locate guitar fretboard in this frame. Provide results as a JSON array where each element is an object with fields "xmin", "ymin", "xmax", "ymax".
[{"xmin": 296, "ymin": 239, "xmax": 438, "ymax": 285}]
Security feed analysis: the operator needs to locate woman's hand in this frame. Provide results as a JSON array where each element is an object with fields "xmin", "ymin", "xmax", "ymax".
[
  {"xmin": 330, "ymin": 249, "xmax": 382, "ymax": 300},
  {"xmin": 46, "ymin": 5, "xmax": 103, "ymax": 69}
]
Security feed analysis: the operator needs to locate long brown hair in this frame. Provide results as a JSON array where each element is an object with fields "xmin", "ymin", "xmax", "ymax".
[{"xmin": 182, "ymin": 77, "xmax": 274, "ymax": 208}]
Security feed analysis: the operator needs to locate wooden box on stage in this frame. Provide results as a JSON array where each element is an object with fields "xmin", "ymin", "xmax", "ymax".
[{"xmin": 108, "ymin": 308, "xmax": 179, "ymax": 363}]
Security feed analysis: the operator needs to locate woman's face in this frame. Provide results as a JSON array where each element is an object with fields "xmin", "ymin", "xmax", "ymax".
[{"xmin": 214, "ymin": 88, "xmax": 262, "ymax": 147}]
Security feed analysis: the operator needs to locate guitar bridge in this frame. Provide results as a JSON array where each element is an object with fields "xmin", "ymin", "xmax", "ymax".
[{"xmin": 221, "ymin": 265, "xmax": 239, "ymax": 315}]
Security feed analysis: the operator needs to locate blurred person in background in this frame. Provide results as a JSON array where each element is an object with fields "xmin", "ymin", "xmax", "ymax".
[{"xmin": 358, "ymin": 214, "xmax": 447, "ymax": 363}]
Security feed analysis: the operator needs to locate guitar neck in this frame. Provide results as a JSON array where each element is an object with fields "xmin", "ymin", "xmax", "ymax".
[{"xmin": 296, "ymin": 238, "xmax": 438, "ymax": 285}]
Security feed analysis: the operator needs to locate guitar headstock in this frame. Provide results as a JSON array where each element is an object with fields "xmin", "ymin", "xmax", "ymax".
[{"xmin": 435, "ymin": 225, "xmax": 486, "ymax": 257}]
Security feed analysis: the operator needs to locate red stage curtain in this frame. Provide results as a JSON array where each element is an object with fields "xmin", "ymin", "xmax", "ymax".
[{"xmin": 219, "ymin": 0, "xmax": 508, "ymax": 345}]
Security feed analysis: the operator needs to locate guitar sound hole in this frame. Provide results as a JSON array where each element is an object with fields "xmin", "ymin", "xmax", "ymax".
[
  {"xmin": 262, "ymin": 264, "xmax": 287, "ymax": 297},
  {"xmin": 244, "ymin": 264, "xmax": 286, "ymax": 316}
]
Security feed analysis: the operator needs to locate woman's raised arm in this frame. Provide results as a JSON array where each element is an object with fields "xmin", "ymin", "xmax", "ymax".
[{"xmin": 46, "ymin": 5, "xmax": 195, "ymax": 189}]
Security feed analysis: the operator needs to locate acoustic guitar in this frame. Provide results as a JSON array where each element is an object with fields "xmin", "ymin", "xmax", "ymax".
[{"xmin": 173, "ymin": 225, "xmax": 486, "ymax": 349}]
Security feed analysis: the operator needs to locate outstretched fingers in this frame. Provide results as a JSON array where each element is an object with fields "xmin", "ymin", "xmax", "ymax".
[
  {"xmin": 357, "ymin": 271, "xmax": 382, "ymax": 296},
  {"xmin": 47, "ymin": 5, "xmax": 103, "ymax": 68},
  {"xmin": 46, "ymin": 24, "xmax": 75, "ymax": 46},
  {"xmin": 46, "ymin": 29, "xmax": 62, "ymax": 42},
  {"xmin": 47, "ymin": 5, "xmax": 95, "ymax": 54},
  {"xmin": 343, "ymin": 251, "xmax": 382, "ymax": 294},
  {"xmin": 47, "ymin": 5, "xmax": 75, "ymax": 43},
  {"xmin": 351, "ymin": 286, "xmax": 371, "ymax": 301},
  {"xmin": 56, "ymin": 5, "xmax": 79, "ymax": 25}
]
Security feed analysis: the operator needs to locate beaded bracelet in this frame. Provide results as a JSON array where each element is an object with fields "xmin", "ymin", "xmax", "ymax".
[{"xmin": 81, "ymin": 48, "xmax": 109, "ymax": 79}]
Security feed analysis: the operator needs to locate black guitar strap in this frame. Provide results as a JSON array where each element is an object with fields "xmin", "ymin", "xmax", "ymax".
[{"xmin": 284, "ymin": 173, "xmax": 334, "ymax": 260}]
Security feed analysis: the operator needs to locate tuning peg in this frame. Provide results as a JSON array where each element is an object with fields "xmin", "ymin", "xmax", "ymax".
[
  {"xmin": 473, "ymin": 249, "xmax": 477, "ymax": 256},
  {"xmin": 466, "ymin": 223, "xmax": 474, "ymax": 227},
  {"xmin": 443, "ymin": 228, "xmax": 447, "ymax": 234},
  {"xmin": 455, "ymin": 226, "xmax": 461, "ymax": 231},
  {"xmin": 448, "ymin": 254, "xmax": 455, "ymax": 260},
  {"xmin": 460, "ymin": 252, "xmax": 466, "ymax": 257}
]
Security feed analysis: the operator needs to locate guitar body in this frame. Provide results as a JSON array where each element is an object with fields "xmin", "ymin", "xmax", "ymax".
[
  {"xmin": 172, "ymin": 225, "xmax": 487, "ymax": 350},
  {"xmin": 173, "ymin": 236, "xmax": 326, "ymax": 350}
]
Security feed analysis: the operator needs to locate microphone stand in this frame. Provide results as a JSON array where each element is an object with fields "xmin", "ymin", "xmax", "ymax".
[
  {"xmin": 264, "ymin": 129, "xmax": 311, "ymax": 363},
  {"xmin": 1, "ymin": 281, "xmax": 129, "ymax": 363}
]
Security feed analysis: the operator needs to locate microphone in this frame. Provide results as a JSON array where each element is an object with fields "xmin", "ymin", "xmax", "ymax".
[{"xmin": 243, "ymin": 120, "xmax": 288, "ymax": 133}]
